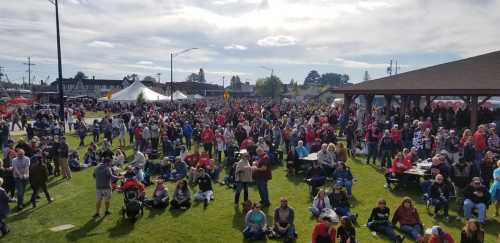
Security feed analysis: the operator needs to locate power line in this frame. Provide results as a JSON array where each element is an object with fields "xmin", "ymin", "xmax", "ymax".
[{"xmin": 23, "ymin": 56, "xmax": 36, "ymax": 86}]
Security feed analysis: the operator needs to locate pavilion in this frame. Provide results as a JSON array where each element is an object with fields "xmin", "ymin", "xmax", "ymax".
[{"xmin": 326, "ymin": 50, "xmax": 500, "ymax": 129}]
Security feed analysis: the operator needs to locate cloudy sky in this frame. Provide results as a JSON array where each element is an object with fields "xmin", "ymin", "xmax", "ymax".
[{"xmin": 0, "ymin": 0, "xmax": 499, "ymax": 85}]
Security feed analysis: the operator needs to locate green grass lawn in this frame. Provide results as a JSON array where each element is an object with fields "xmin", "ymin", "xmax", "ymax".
[{"xmin": 3, "ymin": 134, "xmax": 500, "ymax": 243}]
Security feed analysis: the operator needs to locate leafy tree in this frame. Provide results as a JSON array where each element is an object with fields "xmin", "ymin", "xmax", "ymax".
[
  {"xmin": 74, "ymin": 71, "xmax": 88, "ymax": 80},
  {"xmin": 142, "ymin": 75, "xmax": 156, "ymax": 82},
  {"xmin": 230, "ymin": 75, "xmax": 242, "ymax": 89},
  {"xmin": 255, "ymin": 76, "xmax": 283, "ymax": 98},
  {"xmin": 186, "ymin": 73, "xmax": 199, "ymax": 82},
  {"xmin": 318, "ymin": 73, "xmax": 350, "ymax": 86},
  {"xmin": 137, "ymin": 91, "xmax": 145, "ymax": 104},
  {"xmin": 304, "ymin": 70, "xmax": 321, "ymax": 86},
  {"xmin": 126, "ymin": 73, "xmax": 140, "ymax": 82},
  {"xmin": 198, "ymin": 68, "xmax": 206, "ymax": 83}
]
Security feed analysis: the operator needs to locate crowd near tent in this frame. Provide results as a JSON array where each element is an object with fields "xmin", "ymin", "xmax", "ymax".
[{"xmin": 100, "ymin": 81, "xmax": 170, "ymax": 102}]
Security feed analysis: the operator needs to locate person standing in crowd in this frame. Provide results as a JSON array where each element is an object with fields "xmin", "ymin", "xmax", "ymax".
[
  {"xmin": 11, "ymin": 149, "xmax": 30, "ymax": 210},
  {"xmin": 460, "ymin": 219, "xmax": 484, "ymax": 243},
  {"xmin": 201, "ymin": 125, "xmax": 215, "ymax": 158},
  {"xmin": 446, "ymin": 129, "xmax": 461, "ymax": 164},
  {"xmin": 150, "ymin": 122, "xmax": 160, "ymax": 151},
  {"xmin": 182, "ymin": 122, "xmax": 193, "ymax": 150},
  {"xmin": 0, "ymin": 178, "xmax": 10, "ymax": 236},
  {"xmin": 243, "ymin": 202, "xmax": 267, "ymax": 241},
  {"xmin": 379, "ymin": 130, "xmax": 394, "ymax": 168},
  {"xmin": 473, "ymin": 125, "xmax": 487, "ymax": 166},
  {"xmin": 118, "ymin": 119, "xmax": 127, "ymax": 148},
  {"xmin": 490, "ymin": 160, "xmax": 500, "ymax": 216},
  {"xmin": 273, "ymin": 197, "xmax": 296, "ymax": 242},
  {"xmin": 77, "ymin": 121, "xmax": 87, "ymax": 147},
  {"xmin": 365, "ymin": 124, "xmax": 380, "ymax": 165},
  {"xmin": 234, "ymin": 150, "xmax": 252, "ymax": 205},
  {"xmin": 252, "ymin": 147, "xmax": 271, "ymax": 207},
  {"xmin": 29, "ymin": 149, "xmax": 52, "ymax": 208},
  {"xmin": 479, "ymin": 151, "xmax": 495, "ymax": 188},
  {"xmin": 391, "ymin": 197, "xmax": 424, "ymax": 243},
  {"xmin": 463, "ymin": 177, "xmax": 490, "ymax": 224},
  {"xmin": 367, "ymin": 198, "xmax": 404, "ymax": 243},
  {"xmin": 451, "ymin": 158, "xmax": 475, "ymax": 211},
  {"xmin": 93, "ymin": 159, "xmax": 119, "ymax": 217},
  {"xmin": 311, "ymin": 214, "xmax": 339, "ymax": 243},
  {"xmin": 58, "ymin": 137, "xmax": 71, "ymax": 180}
]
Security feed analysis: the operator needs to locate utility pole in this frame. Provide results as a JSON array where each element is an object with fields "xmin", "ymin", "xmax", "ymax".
[
  {"xmin": 49, "ymin": 0, "xmax": 65, "ymax": 122},
  {"xmin": 23, "ymin": 57, "xmax": 35, "ymax": 86}
]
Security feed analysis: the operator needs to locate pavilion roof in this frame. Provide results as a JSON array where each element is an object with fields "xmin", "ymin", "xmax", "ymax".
[{"xmin": 330, "ymin": 50, "xmax": 500, "ymax": 96}]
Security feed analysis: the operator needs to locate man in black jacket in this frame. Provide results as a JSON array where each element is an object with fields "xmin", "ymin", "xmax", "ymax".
[
  {"xmin": 450, "ymin": 158, "xmax": 476, "ymax": 210},
  {"xmin": 463, "ymin": 177, "xmax": 490, "ymax": 224},
  {"xmin": 430, "ymin": 174, "xmax": 452, "ymax": 220},
  {"xmin": 194, "ymin": 168, "xmax": 213, "ymax": 208}
]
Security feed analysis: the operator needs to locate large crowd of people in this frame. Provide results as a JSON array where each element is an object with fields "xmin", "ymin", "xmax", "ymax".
[{"xmin": 0, "ymin": 98, "xmax": 499, "ymax": 243}]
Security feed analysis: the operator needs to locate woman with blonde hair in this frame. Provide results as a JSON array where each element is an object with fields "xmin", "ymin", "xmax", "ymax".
[{"xmin": 460, "ymin": 219, "xmax": 484, "ymax": 243}]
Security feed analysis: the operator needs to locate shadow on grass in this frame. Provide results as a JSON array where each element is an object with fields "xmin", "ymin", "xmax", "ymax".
[
  {"xmin": 107, "ymin": 217, "xmax": 136, "ymax": 238},
  {"xmin": 147, "ymin": 207, "xmax": 166, "ymax": 218},
  {"xmin": 232, "ymin": 205, "xmax": 245, "ymax": 230},
  {"xmin": 65, "ymin": 217, "xmax": 105, "ymax": 241},
  {"xmin": 168, "ymin": 207, "xmax": 188, "ymax": 218},
  {"xmin": 7, "ymin": 203, "xmax": 50, "ymax": 223}
]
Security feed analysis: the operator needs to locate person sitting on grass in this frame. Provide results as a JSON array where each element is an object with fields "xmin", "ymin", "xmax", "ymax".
[
  {"xmin": 171, "ymin": 157, "xmax": 188, "ymax": 181},
  {"xmin": 333, "ymin": 162, "xmax": 354, "ymax": 197},
  {"xmin": 460, "ymin": 218, "xmax": 484, "ymax": 243},
  {"xmin": 337, "ymin": 216, "xmax": 356, "ymax": 243},
  {"xmin": 0, "ymin": 177, "xmax": 10, "ymax": 237},
  {"xmin": 311, "ymin": 214, "xmax": 339, "ymax": 243},
  {"xmin": 194, "ymin": 168, "xmax": 214, "ymax": 207},
  {"xmin": 243, "ymin": 202, "xmax": 267, "ymax": 241},
  {"xmin": 306, "ymin": 161, "xmax": 326, "ymax": 197},
  {"xmin": 159, "ymin": 157, "xmax": 172, "ymax": 181},
  {"xmin": 170, "ymin": 179, "xmax": 191, "ymax": 210},
  {"xmin": 144, "ymin": 180, "xmax": 169, "ymax": 209},
  {"xmin": 309, "ymin": 189, "xmax": 332, "ymax": 218},
  {"xmin": 112, "ymin": 148, "xmax": 125, "ymax": 167},
  {"xmin": 367, "ymin": 198, "xmax": 404, "ymax": 243},
  {"xmin": 384, "ymin": 152, "xmax": 411, "ymax": 189},
  {"xmin": 391, "ymin": 197, "xmax": 424, "ymax": 243},
  {"xmin": 273, "ymin": 197, "xmax": 297, "ymax": 242},
  {"xmin": 84, "ymin": 146, "xmax": 97, "ymax": 166},
  {"xmin": 329, "ymin": 184, "xmax": 357, "ymax": 224},
  {"xmin": 429, "ymin": 174, "xmax": 452, "ymax": 221},
  {"xmin": 428, "ymin": 225, "xmax": 454, "ymax": 243}
]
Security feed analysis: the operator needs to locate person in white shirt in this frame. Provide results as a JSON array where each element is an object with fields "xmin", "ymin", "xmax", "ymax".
[{"xmin": 11, "ymin": 149, "xmax": 30, "ymax": 209}]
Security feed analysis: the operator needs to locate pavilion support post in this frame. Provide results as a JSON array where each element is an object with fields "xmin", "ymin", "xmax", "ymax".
[
  {"xmin": 365, "ymin": 94, "xmax": 374, "ymax": 121},
  {"xmin": 400, "ymin": 95, "xmax": 408, "ymax": 120},
  {"xmin": 470, "ymin": 95, "xmax": 478, "ymax": 129},
  {"xmin": 344, "ymin": 94, "xmax": 353, "ymax": 120},
  {"xmin": 384, "ymin": 95, "xmax": 393, "ymax": 120},
  {"xmin": 425, "ymin": 95, "xmax": 432, "ymax": 107}
]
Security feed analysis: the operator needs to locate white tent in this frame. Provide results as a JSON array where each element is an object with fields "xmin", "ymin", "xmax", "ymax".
[
  {"xmin": 99, "ymin": 81, "xmax": 170, "ymax": 102},
  {"xmin": 193, "ymin": 94, "xmax": 204, "ymax": 100},
  {"xmin": 172, "ymin": 91, "xmax": 188, "ymax": 100}
]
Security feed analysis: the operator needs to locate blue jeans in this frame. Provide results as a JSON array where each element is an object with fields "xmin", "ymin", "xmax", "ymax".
[
  {"xmin": 400, "ymin": 224, "xmax": 422, "ymax": 240},
  {"xmin": 366, "ymin": 142, "xmax": 378, "ymax": 163},
  {"xmin": 464, "ymin": 199, "xmax": 486, "ymax": 223},
  {"xmin": 15, "ymin": 178, "xmax": 28, "ymax": 208},
  {"xmin": 432, "ymin": 198, "xmax": 449, "ymax": 217},
  {"xmin": 368, "ymin": 222, "xmax": 398, "ymax": 241},
  {"xmin": 256, "ymin": 180, "xmax": 270, "ymax": 205},
  {"xmin": 243, "ymin": 227, "xmax": 265, "ymax": 241}
]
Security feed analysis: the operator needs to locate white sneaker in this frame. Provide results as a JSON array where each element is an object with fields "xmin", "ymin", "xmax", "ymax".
[
  {"xmin": 371, "ymin": 231, "xmax": 377, "ymax": 236},
  {"xmin": 384, "ymin": 183, "xmax": 389, "ymax": 188}
]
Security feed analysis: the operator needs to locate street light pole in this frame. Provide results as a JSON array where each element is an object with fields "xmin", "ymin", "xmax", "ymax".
[
  {"xmin": 53, "ymin": 0, "xmax": 65, "ymax": 122},
  {"xmin": 170, "ymin": 48, "xmax": 198, "ymax": 102}
]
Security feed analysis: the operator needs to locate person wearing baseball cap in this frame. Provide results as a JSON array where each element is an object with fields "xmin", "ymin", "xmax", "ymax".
[{"xmin": 463, "ymin": 177, "xmax": 491, "ymax": 224}]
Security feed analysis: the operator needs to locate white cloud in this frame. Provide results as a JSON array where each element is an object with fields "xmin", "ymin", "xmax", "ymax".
[
  {"xmin": 332, "ymin": 58, "xmax": 388, "ymax": 69},
  {"xmin": 87, "ymin": 40, "xmax": 115, "ymax": 48},
  {"xmin": 257, "ymin": 35, "xmax": 297, "ymax": 47},
  {"xmin": 137, "ymin": 60, "xmax": 154, "ymax": 65},
  {"xmin": 224, "ymin": 44, "xmax": 248, "ymax": 50}
]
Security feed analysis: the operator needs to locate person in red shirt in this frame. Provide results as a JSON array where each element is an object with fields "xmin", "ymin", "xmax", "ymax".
[
  {"xmin": 385, "ymin": 152, "xmax": 411, "ymax": 188},
  {"xmin": 473, "ymin": 125, "xmax": 487, "ymax": 162},
  {"xmin": 390, "ymin": 124, "xmax": 402, "ymax": 151},
  {"xmin": 198, "ymin": 150, "xmax": 211, "ymax": 168},
  {"xmin": 201, "ymin": 125, "xmax": 215, "ymax": 158},
  {"xmin": 252, "ymin": 148, "xmax": 271, "ymax": 207},
  {"xmin": 311, "ymin": 214, "xmax": 339, "ymax": 243},
  {"xmin": 133, "ymin": 125, "xmax": 143, "ymax": 151},
  {"xmin": 428, "ymin": 225, "xmax": 455, "ymax": 243},
  {"xmin": 305, "ymin": 125, "xmax": 316, "ymax": 150},
  {"xmin": 240, "ymin": 137, "xmax": 254, "ymax": 150}
]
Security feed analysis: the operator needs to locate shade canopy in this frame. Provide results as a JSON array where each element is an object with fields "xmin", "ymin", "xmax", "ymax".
[
  {"xmin": 172, "ymin": 91, "xmax": 188, "ymax": 100},
  {"xmin": 100, "ymin": 81, "xmax": 170, "ymax": 102},
  {"xmin": 9, "ymin": 96, "xmax": 33, "ymax": 106}
]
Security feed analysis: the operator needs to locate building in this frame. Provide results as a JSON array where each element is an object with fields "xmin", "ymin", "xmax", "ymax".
[{"xmin": 50, "ymin": 77, "xmax": 134, "ymax": 97}]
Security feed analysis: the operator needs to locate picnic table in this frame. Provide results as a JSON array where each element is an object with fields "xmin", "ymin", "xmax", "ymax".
[{"xmin": 404, "ymin": 160, "xmax": 432, "ymax": 177}]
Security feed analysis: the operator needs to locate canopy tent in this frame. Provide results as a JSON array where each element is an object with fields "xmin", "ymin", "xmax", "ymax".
[
  {"xmin": 99, "ymin": 81, "xmax": 170, "ymax": 102},
  {"xmin": 192, "ymin": 94, "xmax": 204, "ymax": 100},
  {"xmin": 172, "ymin": 91, "xmax": 188, "ymax": 100},
  {"xmin": 8, "ymin": 96, "xmax": 33, "ymax": 106}
]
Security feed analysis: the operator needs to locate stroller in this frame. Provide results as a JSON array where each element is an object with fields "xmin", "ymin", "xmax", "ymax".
[{"xmin": 121, "ymin": 187, "xmax": 144, "ymax": 220}]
